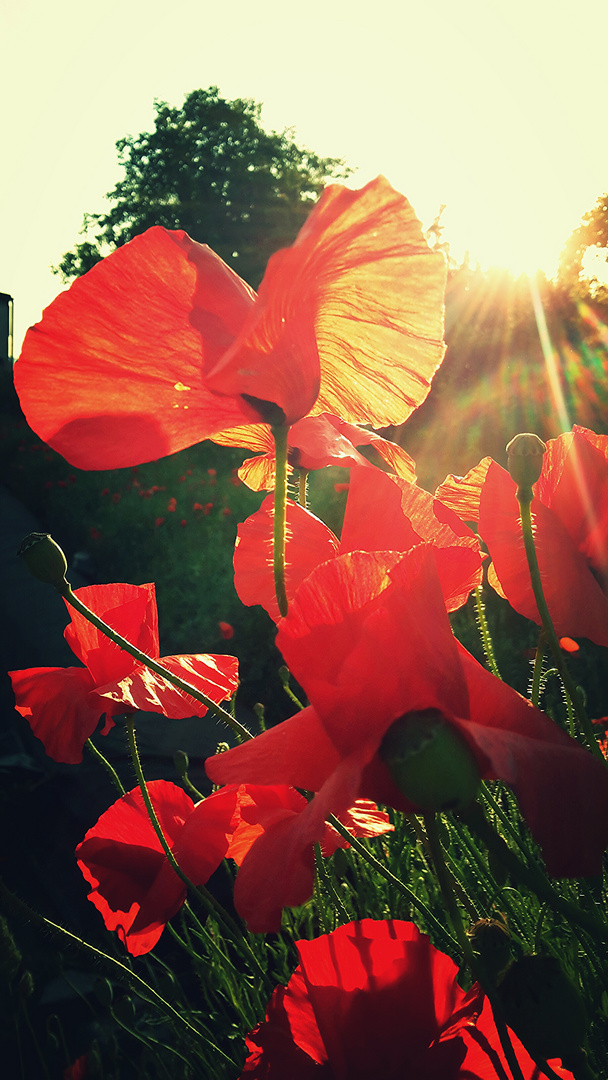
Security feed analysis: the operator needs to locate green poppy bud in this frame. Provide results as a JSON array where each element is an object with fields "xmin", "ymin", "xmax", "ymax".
[
  {"xmin": 497, "ymin": 955, "xmax": 587, "ymax": 1062},
  {"xmin": 506, "ymin": 433, "xmax": 546, "ymax": 491},
  {"xmin": 18, "ymin": 532, "xmax": 69, "ymax": 591},
  {"xmin": 379, "ymin": 708, "xmax": 481, "ymax": 812}
]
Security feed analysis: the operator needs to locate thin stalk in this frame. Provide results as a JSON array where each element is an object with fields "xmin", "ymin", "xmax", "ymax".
[
  {"xmin": 474, "ymin": 587, "xmax": 501, "ymax": 679},
  {"xmin": 272, "ymin": 423, "xmax": 290, "ymax": 617},
  {"xmin": 61, "ymin": 584, "xmax": 251, "ymax": 743},
  {"xmin": 424, "ymin": 814, "xmax": 526, "ymax": 1080},
  {"xmin": 0, "ymin": 878, "xmax": 206, "ymax": 1042},
  {"xmin": 314, "ymin": 843, "xmax": 352, "ymax": 923},
  {"xmin": 327, "ymin": 813, "xmax": 458, "ymax": 949},
  {"xmin": 461, "ymin": 803, "xmax": 608, "ymax": 946},
  {"xmin": 517, "ymin": 494, "xmax": 603, "ymax": 761},
  {"xmin": 85, "ymin": 737, "xmax": 125, "ymax": 795},
  {"xmin": 530, "ymin": 631, "xmax": 545, "ymax": 708},
  {"xmin": 297, "ymin": 469, "xmax": 309, "ymax": 508}
]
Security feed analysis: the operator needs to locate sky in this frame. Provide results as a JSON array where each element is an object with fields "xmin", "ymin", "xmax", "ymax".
[{"xmin": 2, "ymin": 0, "xmax": 607, "ymax": 354}]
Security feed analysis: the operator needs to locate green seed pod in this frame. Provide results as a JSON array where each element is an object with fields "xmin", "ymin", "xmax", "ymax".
[
  {"xmin": 506, "ymin": 433, "xmax": 546, "ymax": 489},
  {"xmin": 379, "ymin": 709, "xmax": 481, "ymax": 813},
  {"xmin": 18, "ymin": 532, "xmax": 69, "ymax": 591},
  {"xmin": 497, "ymin": 954, "xmax": 587, "ymax": 1062}
]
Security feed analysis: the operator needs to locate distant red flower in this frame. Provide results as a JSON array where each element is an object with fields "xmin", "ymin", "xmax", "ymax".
[
  {"xmin": 240, "ymin": 920, "xmax": 573, "ymax": 1080},
  {"xmin": 219, "ymin": 621, "xmax": 234, "ymax": 640},
  {"xmin": 10, "ymin": 582, "xmax": 238, "ymax": 764},
  {"xmin": 207, "ymin": 468, "xmax": 217, "ymax": 477},
  {"xmin": 167, "ymin": 496, "xmax": 177, "ymax": 511},
  {"xmin": 203, "ymin": 502, "xmax": 213, "ymax": 515},
  {"xmin": 101, "ymin": 486, "xmax": 109, "ymax": 496},
  {"xmin": 57, "ymin": 479, "xmax": 67, "ymax": 488},
  {"xmin": 233, "ymin": 466, "xmax": 483, "ymax": 621},
  {"xmin": 64, "ymin": 1054, "xmax": 88, "ymax": 1080},
  {"xmin": 155, "ymin": 516, "xmax": 165, "ymax": 527},
  {"xmin": 208, "ymin": 547, "xmax": 608, "ymax": 931},
  {"xmin": 437, "ymin": 426, "xmax": 608, "ymax": 647},
  {"xmin": 193, "ymin": 502, "xmax": 203, "ymax": 511},
  {"xmin": 180, "ymin": 518, "xmax": 187, "ymax": 527},
  {"xmin": 559, "ymin": 636, "xmax": 580, "ymax": 653},
  {"xmin": 179, "ymin": 474, "xmax": 186, "ymax": 481},
  {"xmin": 15, "ymin": 178, "xmax": 445, "ymax": 469},
  {"xmin": 222, "ymin": 506, "xmax": 232, "ymax": 516},
  {"xmin": 112, "ymin": 492, "xmax": 121, "ymax": 503}
]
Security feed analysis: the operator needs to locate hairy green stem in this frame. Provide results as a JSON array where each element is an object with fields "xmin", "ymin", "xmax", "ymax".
[
  {"xmin": 61, "ymin": 584, "xmax": 251, "ymax": 743},
  {"xmin": 272, "ymin": 424, "xmax": 290, "ymax": 617},
  {"xmin": 85, "ymin": 737, "xmax": 125, "ymax": 795},
  {"xmin": 424, "ymin": 814, "xmax": 526, "ymax": 1080},
  {"xmin": 326, "ymin": 813, "xmax": 457, "ymax": 949},
  {"xmin": 530, "ymin": 630, "xmax": 545, "ymax": 708},
  {"xmin": 474, "ymin": 586, "xmax": 501, "ymax": 679}
]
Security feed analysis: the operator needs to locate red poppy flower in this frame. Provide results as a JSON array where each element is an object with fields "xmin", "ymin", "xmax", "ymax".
[
  {"xmin": 212, "ymin": 412, "xmax": 417, "ymax": 491},
  {"xmin": 207, "ymin": 547, "xmax": 608, "ymax": 932},
  {"xmin": 76, "ymin": 782, "xmax": 391, "ymax": 956},
  {"xmin": 14, "ymin": 177, "xmax": 445, "ymax": 470},
  {"xmin": 436, "ymin": 427, "xmax": 608, "ymax": 647},
  {"xmin": 240, "ymin": 919, "xmax": 573, "ymax": 1080},
  {"xmin": 9, "ymin": 582, "xmax": 238, "ymax": 764},
  {"xmin": 219, "ymin": 620, "xmax": 235, "ymax": 640},
  {"xmin": 233, "ymin": 466, "xmax": 483, "ymax": 621}
]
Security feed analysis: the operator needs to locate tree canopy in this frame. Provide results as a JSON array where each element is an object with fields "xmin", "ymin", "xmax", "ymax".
[
  {"xmin": 559, "ymin": 192, "xmax": 608, "ymax": 302},
  {"xmin": 56, "ymin": 87, "xmax": 350, "ymax": 288}
]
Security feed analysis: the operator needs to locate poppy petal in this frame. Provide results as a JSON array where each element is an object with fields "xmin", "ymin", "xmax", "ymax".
[
  {"xmin": 9, "ymin": 665, "xmax": 102, "ymax": 764},
  {"xmin": 76, "ymin": 781, "xmax": 194, "ymax": 955},
  {"xmin": 96, "ymin": 653, "xmax": 239, "ymax": 718},
  {"xmin": 206, "ymin": 176, "xmax": 446, "ymax": 427},
  {"xmin": 15, "ymin": 228, "xmax": 256, "ymax": 469},
  {"xmin": 233, "ymin": 496, "xmax": 339, "ymax": 620},
  {"xmin": 64, "ymin": 582, "xmax": 160, "ymax": 683}
]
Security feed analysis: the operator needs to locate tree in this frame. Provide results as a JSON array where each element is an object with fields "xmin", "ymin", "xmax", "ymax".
[
  {"xmin": 56, "ymin": 87, "xmax": 350, "ymax": 288},
  {"xmin": 559, "ymin": 192, "xmax": 608, "ymax": 302}
]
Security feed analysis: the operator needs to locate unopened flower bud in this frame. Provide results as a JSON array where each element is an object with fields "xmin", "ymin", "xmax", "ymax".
[
  {"xmin": 497, "ymin": 955, "xmax": 587, "ymax": 1062},
  {"xmin": 379, "ymin": 708, "xmax": 481, "ymax": 812},
  {"xmin": 506, "ymin": 433, "xmax": 546, "ymax": 490},
  {"xmin": 18, "ymin": 532, "xmax": 69, "ymax": 591},
  {"xmin": 468, "ymin": 918, "xmax": 512, "ymax": 983}
]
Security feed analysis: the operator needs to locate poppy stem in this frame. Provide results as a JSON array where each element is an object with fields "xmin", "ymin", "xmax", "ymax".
[
  {"xmin": 0, "ymin": 877, "xmax": 207, "ymax": 1044},
  {"xmin": 85, "ymin": 737, "xmax": 125, "ymax": 795},
  {"xmin": 474, "ymin": 586, "xmax": 501, "ymax": 679},
  {"xmin": 530, "ymin": 631, "xmax": 546, "ymax": 708},
  {"xmin": 326, "ymin": 813, "xmax": 458, "ymax": 950},
  {"xmin": 423, "ymin": 813, "xmax": 527, "ymax": 1080},
  {"xmin": 272, "ymin": 424, "xmax": 290, "ymax": 617},
  {"xmin": 61, "ymin": 584, "xmax": 252, "ymax": 743},
  {"xmin": 516, "ymin": 491, "xmax": 604, "ymax": 762},
  {"xmin": 125, "ymin": 719, "xmax": 274, "ymax": 993},
  {"xmin": 460, "ymin": 802, "xmax": 608, "ymax": 947}
]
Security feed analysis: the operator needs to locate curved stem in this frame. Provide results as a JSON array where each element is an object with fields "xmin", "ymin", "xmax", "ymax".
[
  {"xmin": 85, "ymin": 737, "xmax": 125, "ymax": 795},
  {"xmin": 530, "ymin": 630, "xmax": 545, "ymax": 708},
  {"xmin": 62, "ymin": 585, "xmax": 251, "ymax": 743},
  {"xmin": 326, "ymin": 813, "xmax": 458, "ymax": 949},
  {"xmin": 424, "ymin": 814, "xmax": 525, "ymax": 1080},
  {"xmin": 272, "ymin": 423, "xmax": 290, "ymax": 618}
]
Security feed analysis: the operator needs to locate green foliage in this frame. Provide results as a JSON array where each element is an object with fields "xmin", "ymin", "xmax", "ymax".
[
  {"xmin": 559, "ymin": 192, "xmax": 608, "ymax": 301},
  {"xmin": 55, "ymin": 87, "xmax": 350, "ymax": 288}
]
